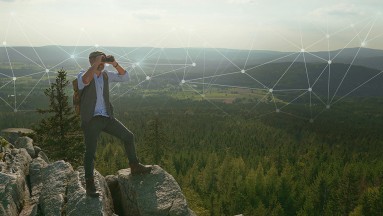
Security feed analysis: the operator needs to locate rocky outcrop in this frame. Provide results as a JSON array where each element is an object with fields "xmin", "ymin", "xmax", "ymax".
[
  {"xmin": 106, "ymin": 166, "xmax": 195, "ymax": 216},
  {"xmin": 0, "ymin": 135, "xmax": 195, "ymax": 216}
]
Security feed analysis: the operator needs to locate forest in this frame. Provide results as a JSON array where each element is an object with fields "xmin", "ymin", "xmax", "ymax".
[{"xmin": 1, "ymin": 85, "xmax": 383, "ymax": 215}]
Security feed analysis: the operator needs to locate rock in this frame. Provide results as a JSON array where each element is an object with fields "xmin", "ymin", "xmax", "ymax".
[
  {"xmin": 1, "ymin": 128, "xmax": 34, "ymax": 145},
  {"xmin": 0, "ymin": 148, "xmax": 32, "ymax": 216},
  {"xmin": 15, "ymin": 137, "xmax": 35, "ymax": 158},
  {"xmin": 33, "ymin": 146, "xmax": 41, "ymax": 156},
  {"xmin": 38, "ymin": 160, "xmax": 73, "ymax": 216},
  {"xmin": 66, "ymin": 166, "xmax": 115, "ymax": 216},
  {"xmin": 1, "ymin": 136, "xmax": 196, "ymax": 215},
  {"xmin": 115, "ymin": 165, "xmax": 196, "ymax": 216}
]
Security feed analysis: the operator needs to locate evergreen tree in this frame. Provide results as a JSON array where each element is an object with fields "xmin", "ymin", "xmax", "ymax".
[
  {"xmin": 142, "ymin": 117, "xmax": 169, "ymax": 164},
  {"xmin": 33, "ymin": 69, "xmax": 83, "ymax": 167}
]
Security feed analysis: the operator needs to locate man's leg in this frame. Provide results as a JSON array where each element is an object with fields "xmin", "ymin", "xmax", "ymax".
[
  {"xmin": 103, "ymin": 118, "xmax": 152, "ymax": 175},
  {"xmin": 83, "ymin": 117, "xmax": 105, "ymax": 179}
]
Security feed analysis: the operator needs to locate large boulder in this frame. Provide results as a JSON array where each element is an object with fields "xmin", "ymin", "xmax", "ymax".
[
  {"xmin": 0, "ymin": 146, "xmax": 32, "ymax": 216},
  {"xmin": 110, "ymin": 165, "xmax": 196, "ymax": 216},
  {"xmin": 14, "ymin": 137, "xmax": 35, "ymax": 158},
  {"xmin": 66, "ymin": 166, "xmax": 115, "ymax": 216},
  {"xmin": 1, "ymin": 128, "xmax": 34, "ymax": 145}
]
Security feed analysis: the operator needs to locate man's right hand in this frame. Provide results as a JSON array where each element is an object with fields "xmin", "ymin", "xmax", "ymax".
[{"xmin": 93, "ymin": 55, "xmax": 104, "ymax": 65}]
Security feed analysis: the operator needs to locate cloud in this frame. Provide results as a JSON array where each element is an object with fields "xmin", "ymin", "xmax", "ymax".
[
  {"xmin": 132, "ymin": 9, "xmax": 166, "ymax": 21},
  {"xmin": 310, "ymin": 3, "xmax": 365, "ymax": 17}
]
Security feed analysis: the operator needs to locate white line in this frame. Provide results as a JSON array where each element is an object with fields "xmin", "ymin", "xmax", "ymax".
[
  {"xmin": 280, "ymin": 91, "xmax": 308, "ymax": 109},
  {"xmin": 17, "ymin": 72, "xmax": 46, "ymax": 109},
  {"xmin": 272, "ymin": 53, "xmax": 301, "ymax": 89},
  {"xmin": 0, "ymin": 96, "xmax": 14, "ymax": 110},
  {"xmin": 332, "ymin": 70, "xmax": 383, "ymax": 105},
  {"xmin": 187, "ymin": 81, "xmax": 267, "ymax": 91}
]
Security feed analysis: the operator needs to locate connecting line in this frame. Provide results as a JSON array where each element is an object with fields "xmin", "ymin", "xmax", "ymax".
[
  {"xmin": 182, "ymin": 37, "xmax": 191, "ymax": 81},
  {"xmin": 14, "ymin": 17, "xmax": 47, "ymax": 69},
  {"xmin": 0, "ymin": 73, "xmax": 11, "ymax": 78},
  {"xmin": 280, "ymin": 110, "xmax": 309, "ymax": 121},
  {"xmin": 280, "ymin": 91, "xmax": 308, "ymax": 110},
  {"xmin": 8, "ymin": 47, "xmax": 45, "ymax": 70},
  {"xmin": 161, "ymin": 49, "xmax": 181, "ymax": 82},
  {"xmin": 151, "ymin": 65, "xmax": 190, "ymax": 79},
  {"xmin": 206, "ymin": 55, "xmax": 226, "ymax": 92},
  {"xmin": 272, "ymin": 53, "xmax": 301, "ymax": 89},
  {"xmin": 18, "ymin": 71, "xmax": 46, "ymax": 79},
  {"xmin": 313, "ymin": 107, "xmax": 328, "ymax": 120},
  {"xmin": 311, "ymin": 90, "xmax": 327, "ymax": 106},
  {"xmin": 332, "ymin": 70, "xmax": 383, "ymax": 105},
  {"xmin": 251, "ymin": 110, "xmax": 277, "ymax": 120},
  {"xmin": 17, "ymin": 72, "xmax": 47, "ymax": 109},
  {"xmin": 311, "ymin": 64, "xmax": 329, "ymax": 88},
  {"xmin": 248, "ymin": 91, "xmax": 270, "ymax": 112},
  {"xmin": 212, "ymin": 47, "xmax": 242, "ymax": 71},
  {"xmin": 244, "ymin": 73, "xmax": 269, "ymax": 89},
  {"xmin": 330, "ymin": 47, "xmax": 362, "ymax": 104},
  {"xmin": 271, "ymin": 93, "xmax": 278, "ymax": 110},
  {"xmin": 244, "ymin": 36, "xmax": 257, "ymax": 69},
  {"xmin": 302, "ymin": 52, "xmax": 311, "ymax": 89},
  {"xmin": 305, "ymin": 37, "xmax": 326, "ymax": 51},
  {"xmin": 305, "ymin": 51, "xmax": 328, "ymax": 62},
  {"xmin": 245, "ymin": 52, "xmax": 300, "ymax": 71},
  {"xmin": 275, "ymin": 31, "xmax": 301, "ymax": 50},
  {"xmin": 0, "ymin": 96, "xmax": 14, "ymax": 110},
  {"xmin": 272, "ymin": 88, "xmax": 308, "ymax": 92},
  {"xmin": 187, "ymin": 71, "xmax": 241, "ymax": 82},
  {"xmin": 331, "ymin": 22, "xmax": 371, "ymax": 60},
  {"xmin": 73, "ymin": 30, "xmax": 84, "ymax": 55},
  {"xmin": 187, "ymin": 81, "xmax": 266, "ymax": 91},
  {"xmin": 185, "ymin": 83, "xmax": 229, "ymax": 116},
  {"xmin": 0, "ymin": 80, "xmax": 13, "ymax": 90},
  {"xmin": 112, "ymin": 80, "xmax": 147, "ymax": 102},
  {"xmin": 48, "ymin": 57, "xmax": 73, "ymax": 71},
  {"xmin": 327, "ymin": 28, "xmax": 331, "ymax": 105}
]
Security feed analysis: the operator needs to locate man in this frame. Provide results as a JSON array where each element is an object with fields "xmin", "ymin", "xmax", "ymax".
[{"xmin": 78, "ymin": 51, "xmax": 152, "ymax": 197}]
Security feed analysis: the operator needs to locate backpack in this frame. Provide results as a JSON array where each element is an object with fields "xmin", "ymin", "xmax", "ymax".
[{"xmin": 72, "ymin": 72, "xmax": 108, "ymax": 115}]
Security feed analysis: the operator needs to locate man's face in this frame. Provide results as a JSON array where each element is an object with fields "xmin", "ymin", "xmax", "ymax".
[{"xmin": 89, "ymin": 54, "xmax": 105, "ymax": 71}]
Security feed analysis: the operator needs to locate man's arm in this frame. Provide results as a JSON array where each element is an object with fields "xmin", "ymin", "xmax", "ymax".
[
  {"xmin": 111, "ymin": 59, "xmax": 127, "ymax": 75},
  {"xmin": 82, "ymin": 55, "xmax": 103, "ymax": 85}
]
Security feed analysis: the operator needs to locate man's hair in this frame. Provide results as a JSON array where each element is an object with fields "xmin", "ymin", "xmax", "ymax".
[{"xmin": 89, "ymin": 51, "xmax": 105, "ymax": 59}]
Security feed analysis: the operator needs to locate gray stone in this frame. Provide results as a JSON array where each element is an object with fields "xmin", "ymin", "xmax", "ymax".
[
  {"xmin": 15, "ymin": 137, "xmax": 35, "ymax": 158},
  {"xmin": 1, "ymin": 128, "xmax": 34, "ymax": 145},
  {"xmin": 66, "ymin": 166, "xmax": 115, "ymax": 216},
  {"xmin": 38, "ymin": 160, "xmax": 73, "ymax": 216},
  {"xmin": 116, "ymin": 165, "xmax": 196, "ymax": 216},
  {"xmin": 0, "ymin": 148, "xmax": 32, "ymax": 216},
  {"xmin": 33, "ymin": 146, "xmax": 41, "ymax": 156}
]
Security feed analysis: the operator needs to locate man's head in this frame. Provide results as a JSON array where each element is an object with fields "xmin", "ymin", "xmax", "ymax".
[{"xmin": 89, "ymin": 51, "xmax": 106, "ymax": 71}]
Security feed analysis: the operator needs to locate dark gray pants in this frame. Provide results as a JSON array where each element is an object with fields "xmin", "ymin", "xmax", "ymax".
[{"xmin": 82, "ymin": 116, "xmax": 139, "ymax": 179}]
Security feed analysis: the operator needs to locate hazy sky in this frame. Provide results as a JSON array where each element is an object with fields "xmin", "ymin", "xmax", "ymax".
[{"xmin": 0, "ymin": 0, "xmax": 382, "ymax": 51}]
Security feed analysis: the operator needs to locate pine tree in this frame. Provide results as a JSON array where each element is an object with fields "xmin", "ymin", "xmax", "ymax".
[
  {"xmin": 143, "ymin": 117, "xmax": 169, "ymax": 164},
  {"xmin": 33, "ymin": 69, "xmax": 83, "ymax": 166}
]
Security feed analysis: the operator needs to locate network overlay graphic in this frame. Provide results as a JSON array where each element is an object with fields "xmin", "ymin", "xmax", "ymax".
[{"xmin": 1, "ymin": 12, "xmax": 382, "ymax": 122}]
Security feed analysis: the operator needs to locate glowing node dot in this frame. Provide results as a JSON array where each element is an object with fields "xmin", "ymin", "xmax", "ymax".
[
  {"xmin": 14, "ymin": 109, "xmax": 17, "ymax": 113},
  {"xmin": 201, "ymin": 94, "xmax": 205, "ymax": 98},
  {"xmin": 361, "ymin": 41, "xmax": 366, "ymax": 47},
  {"xmin": 136, "ymin": 62, "xmax": 140, "ymax": 66},
  {"xmin": 326, "ymin": 34, "xmax": 330, "ymax": 39},
  {"xmin": 301, "ymin": 48, "xmax": 305, "ymax": 53},
  {"xmin": 146, "ymin": 76, "xmax": 151, "ymax": 80},
  {"xmin": 328, "ymin": 60, "xmax": 332, "ymax": 65},
  {"xmin": 70, "ymin": 55, "xmax": 75, "ymax": 59},
  {"xmin": 45, "ymin": 69, "xmax": 49, "ymax": 73},
  {"xmin": 181, "ymin": 79, "xmax": 186, "ymax": 84},
  {"xmin": 116, "ymin": 83, "xmax": 121, "ymax": 87},
  {"xmin": 308, "ymin": 88, "xmax": 312, "ymax": 92},
  {"xmin": 192, "ymin": 63, "xmax": 196, "ymax": 67},
  {"xmin": 269, "ymin": 88, "xmax": 273, "ymax": 93},
  {"xmin": 95, "ymin": 44, "xmax": 99, "ymax": 47},
  {"xmin": 12, "ymin": 77, "xmax": 17, "ymax": 81},
  {"xmin": 80, "ymin": 27, "xmax": 85, "ymax": 31},
  {"xmin": 2, "ymin": 41, "xmax": 6, "ymax": 46},
  {"xmin": 326, "ymin": 105, "xmax": 330, "ymax": 109},
  {"xmin": 241, "ymin": 69, "xmax": 245, "ymax": 73},
  {"xmin": 309, "ymin": 119, "xmax": 314, "ymax": 123},
  {"xmin": 10, "ymin": 12, "xmax": 15, "ymax": 17},
  {"xmin": 350, "ymin": 24, "xmax": 355, "ymax": 28},
  {"xmin": 276, "ymin": 109, "xmax": 280, "ymax": 113}
]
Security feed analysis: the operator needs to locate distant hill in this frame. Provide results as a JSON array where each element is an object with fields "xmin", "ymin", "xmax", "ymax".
[{"xmin": 0, "ymin": 46, "xmax": 382, "ymax": 70}]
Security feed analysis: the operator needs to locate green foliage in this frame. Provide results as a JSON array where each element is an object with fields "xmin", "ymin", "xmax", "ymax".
[{"xmin": 33, "ymin": 69, "xmax": 83, "ymax": 167}]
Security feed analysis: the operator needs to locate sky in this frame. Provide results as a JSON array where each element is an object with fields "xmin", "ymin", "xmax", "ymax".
[{"xmin": 0, "ymin": 0, "xmax": 382, "ymax": 51}]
